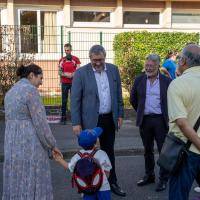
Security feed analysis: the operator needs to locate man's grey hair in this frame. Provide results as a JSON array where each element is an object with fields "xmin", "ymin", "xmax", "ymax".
[
  {"xmin": 89, "ymin": 45, "xmax": 106, "ymax": 57},
  {"xmin": 146, "ymin": 54, "xmax": 160, "ymax": 65},
  {"xmin": 182, "ymin": 44, "xmax": 200, "ymax": 68}
]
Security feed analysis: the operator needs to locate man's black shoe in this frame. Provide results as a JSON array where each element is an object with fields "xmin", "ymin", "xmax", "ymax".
[
  {"xmin": 137, "ymin": 175, "xmax": 155, "ymax": 186},
  {"xmin": 155, "ymin": 181, "xmax": 167, "ymax": 192},
  {"xmin": 110, "ymin": 183, "xmax": 126, "ymax": 197}
]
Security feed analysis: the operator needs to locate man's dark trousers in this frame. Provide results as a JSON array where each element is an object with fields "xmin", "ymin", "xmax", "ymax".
[
  {"xmin": 98, "ymin": 113, "xmax": 117, "ymax": 184},
  {"xmin": 61, "ymin": 83, "xmax": 71, "ymax": 120},
  {"xmin": 139, "ymin": 114, "xmax": 168, "ymax": 181}
]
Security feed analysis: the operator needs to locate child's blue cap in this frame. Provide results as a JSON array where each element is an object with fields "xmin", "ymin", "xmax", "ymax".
[{"xmin": 78, "ymin": 127, "xmax": 103, "ymax": 148}]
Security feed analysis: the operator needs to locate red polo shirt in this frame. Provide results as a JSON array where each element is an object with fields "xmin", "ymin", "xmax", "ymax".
[{"xmin": 59, "ymin": 55, "xmax": 81, "ymax": 84}]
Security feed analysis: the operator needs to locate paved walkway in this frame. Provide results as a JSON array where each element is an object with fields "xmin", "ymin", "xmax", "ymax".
[
  {"xmin": 0, "ymin": 156, "xmax": 199, "ymax": 200},
  {"xmin": 0, "ymin": 117, "xmax": 199, "ymax": 199},
  {"xmin": 0, "ymin": 118, "xmax": 145, "ymax": 160}
]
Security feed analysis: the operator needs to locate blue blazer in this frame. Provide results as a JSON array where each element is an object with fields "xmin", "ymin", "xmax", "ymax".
[
  {"xmin": 130, "ymin": 73, "xmax": 171, "ymax": 127},
  {"xmin": 70, "ymin": 63, "xmax": 124, "ymax": 130}
]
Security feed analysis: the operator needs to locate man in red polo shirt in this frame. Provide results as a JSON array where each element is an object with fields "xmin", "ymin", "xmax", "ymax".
[{"xmin": 59, "ymin": 43, "xmax": 81, "ymax": 124}]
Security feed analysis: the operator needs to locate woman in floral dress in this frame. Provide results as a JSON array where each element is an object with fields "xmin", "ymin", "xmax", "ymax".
[{"xmin": 3, "ymin": 64, "xmax": 62, "ymax": 200}]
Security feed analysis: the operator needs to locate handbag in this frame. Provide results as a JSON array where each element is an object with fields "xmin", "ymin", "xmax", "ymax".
[{"xmin": 157, "ymin": 116, "xmax": 200, "ymax": 175}]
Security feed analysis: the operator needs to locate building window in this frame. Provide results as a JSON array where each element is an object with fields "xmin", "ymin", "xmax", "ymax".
[
  {"xmin": 172, "ymin": 13, "xmax": 200, "ymax": 24},
  {"xmin": 73, "ymin": 11, "xmax": 110, "ymax": 22},
  {"xmin": 20, "ymin": 10, "xmax": 57, "ymax": 53},
  {"xmin": 20, "ymin": 11, "xmax": 38, "ymax": 53},
  {"xmin": 0, "ymin": 10, "xmax": 2, "ymax": 53},
  {"xmin": 123, "ymin": 11, "xmax": 160, "ymax": 24}
]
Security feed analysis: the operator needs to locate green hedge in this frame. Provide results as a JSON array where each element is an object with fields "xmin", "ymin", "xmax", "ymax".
[{"xmin": 113, "ymin": 31, "xmax": 199, "ymax": 91}]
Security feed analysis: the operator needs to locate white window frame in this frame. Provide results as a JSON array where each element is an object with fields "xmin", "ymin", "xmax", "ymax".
[
  {"xmin": 0, "ymin": 8, "xmax": 2, "ymax": 53},
  {"xmin": 123, "ymin": 8, "xmax": 163, "ymax": 28},
  {"xmin": 17, "ymin": 7, "xmax": 62, "ymax": 60},
  {"xmin": 71, "ymin": 6, "xmax": 115, "ymax": 28},
  {"xmin": 172, "ymin": 9, "xmax": 200, "ymax": 29},
  {"xmin": 0, "ymin": 4, "xmax": 7, "ymax": 23},
  {"xmin": 0, "ymin": 7, "xmax": 3, "ymax": 25},
  {"xmin": 0, "ymin": 6, "xmax": 8, "ymax": 53}
]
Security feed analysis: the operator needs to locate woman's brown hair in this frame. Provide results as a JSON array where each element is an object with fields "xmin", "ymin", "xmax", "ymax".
[{"xmin": 16, "ymin": 64, "xmax": 42, "ymax": 79}]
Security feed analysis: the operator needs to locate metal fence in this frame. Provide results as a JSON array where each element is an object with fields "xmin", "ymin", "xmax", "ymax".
[
  {"xmin": 1, "ymin": 25, "xmax": 200, "ymax": 106},
  {"xmin": 0, "ymin": 25, "xmax": 117, "ymax": 106}
]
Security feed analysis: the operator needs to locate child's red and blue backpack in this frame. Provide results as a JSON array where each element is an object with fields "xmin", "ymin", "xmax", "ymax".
[{"xmin": 72, "ymin": 148, "xmax": 103, "ymax": 194}]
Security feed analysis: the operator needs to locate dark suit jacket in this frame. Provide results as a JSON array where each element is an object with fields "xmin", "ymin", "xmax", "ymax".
[
  {"xmin": 130, "ymin": 73, "xmax": 171, "ymax": 127},
  {"xmin": 70, "ymin": 63, "xmax": 124, "ymax": 129}
]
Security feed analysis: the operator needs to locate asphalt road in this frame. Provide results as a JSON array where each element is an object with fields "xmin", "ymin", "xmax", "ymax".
[{"xmin": 0, "ymin": 155, "xmax": 199, "ymax": 200}]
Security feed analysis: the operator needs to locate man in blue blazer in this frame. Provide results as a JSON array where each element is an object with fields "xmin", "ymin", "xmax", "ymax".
[
  {"xmin": 70, "ymin": 45, "xmax": 126, "ymax": 197},
  {"xmin": 130, "ymin": 54, "xmax": 171, "ymax": 192}
]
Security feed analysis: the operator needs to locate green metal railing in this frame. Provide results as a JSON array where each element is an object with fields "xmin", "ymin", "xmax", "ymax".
[
  {"xmin": 0, "ymin": 25, "xmax": 117, "ymax": 106},
  {"xmin": 1, "ymin": 25, "xmax": 200, "ymax": 107},
  {"xmin": 60, "ymin": 26, "xmax": 64, "ymax": 57}
]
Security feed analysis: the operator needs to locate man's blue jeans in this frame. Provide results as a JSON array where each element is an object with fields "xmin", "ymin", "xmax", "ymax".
[{"xmin": 169, "ymin": 151, "xmax": 200, "ymax": 200}]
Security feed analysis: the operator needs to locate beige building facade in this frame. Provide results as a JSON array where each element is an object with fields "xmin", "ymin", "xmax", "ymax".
[{"xmin": 1, "ymin": 0, "xmax": 200, "ymax": 30}]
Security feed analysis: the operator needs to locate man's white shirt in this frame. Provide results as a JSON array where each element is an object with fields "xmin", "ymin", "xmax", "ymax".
[{"xmin": 93, "ymin": 65, "xmax": 112, "ymax": 114}]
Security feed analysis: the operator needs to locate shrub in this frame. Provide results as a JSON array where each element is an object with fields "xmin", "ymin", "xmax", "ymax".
[
  {"xmin": 0, "ymin": 26, "xmax": 34, "ymax": 105},
  {"xmin": 113, "ymin": 31, "xmax": 199, "ymax": 91}
]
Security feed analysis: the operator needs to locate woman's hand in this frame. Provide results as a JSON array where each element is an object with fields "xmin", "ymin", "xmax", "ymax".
[
  {"xmin": 52, "ymin": 151, "xmax": 62, "ymax": 162},
  {"xmin": 52, "ymin": 147, "xmax": 63, "ymax": 158},
  {"xmin": 53, "ymin": 152, "xmax": 68, "ymax": 170}
]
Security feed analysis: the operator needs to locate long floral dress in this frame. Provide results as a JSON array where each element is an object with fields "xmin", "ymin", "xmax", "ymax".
[{"xmin": 2, "ymin": 78, "xmax": 56, "ymax": 200}]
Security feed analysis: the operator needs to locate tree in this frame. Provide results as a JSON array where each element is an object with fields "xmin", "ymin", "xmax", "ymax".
[{"xmin": 0, "ymin": 26, "xmax": 35, "ymax": 105}]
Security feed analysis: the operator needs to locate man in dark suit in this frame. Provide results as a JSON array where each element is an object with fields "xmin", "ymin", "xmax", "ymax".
[
  {"xmin": 70, "ymin": 45, "xmax": 126, "ymax": 197},
  {"xmin": 130, "ymin": 54, "xmax": 171, "ymax": 192}
]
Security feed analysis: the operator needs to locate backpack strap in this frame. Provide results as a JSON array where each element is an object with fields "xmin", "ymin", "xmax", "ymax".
[
  {"xmin": 90, "ymin": 148, "xmax": 99, "ymax": 157},
  {"xmin": 185, "ymin": 115, "xmax": 200, "ymax": 149},
  {"xmin": 77, "ymin": 151, "xmax": 83, "ymax": 158},
  {"xmin": 77, "ymin": 148, "xmax": 99, "ymax": 158},
  {"xmin": 77, "ymin": 151, "xmax": 91, "ymax": 158}
]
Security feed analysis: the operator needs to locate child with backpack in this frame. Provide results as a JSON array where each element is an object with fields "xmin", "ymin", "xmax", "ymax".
[{"xmin": 53, "ymin": 127, "xmax": 112, "ymax": 200}]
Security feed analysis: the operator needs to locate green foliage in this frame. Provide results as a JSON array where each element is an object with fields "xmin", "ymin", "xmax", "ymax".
[
  {"xmin": 0, "ymin": 52, "xmax": 34, "ymax": 105},
  {"xmin": 0, "ymin": 26, "xmax": 35, "ymax": 106},
  {"xmin": 42, "ymin": 96, "xmax": 61, "ymax": 106},
  {"xmin": 123, "ymin": 95, "xmax": 132, "ymax": 109},
  {"xmin": 113, "ymin": 31, "xmax": 199, "ymax": 91}
]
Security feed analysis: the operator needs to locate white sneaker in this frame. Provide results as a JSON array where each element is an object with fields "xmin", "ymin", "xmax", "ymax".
[{"xmin": 194, "ymin": 187, "xmax": 200, "ymax": 193}]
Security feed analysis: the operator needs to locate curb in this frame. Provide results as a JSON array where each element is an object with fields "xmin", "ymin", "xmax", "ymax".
[
  {"xmin": 0, "ymin": 148, "xmax": 159, "ymax": 163},
  {"xmin": 0, "ymin": 108, "xmax": 136, "ymax": 122}
]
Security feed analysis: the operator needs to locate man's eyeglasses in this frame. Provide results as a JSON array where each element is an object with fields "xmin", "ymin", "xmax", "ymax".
[
  {"xmin": 145, "ymin": 64, "xmax": 156, "ymax": 68},
  {"xmin": 91, "ymin": 58, "xmax": 105, "ymax": 62},
  {"xmin": 177, "ymin": 55, "xmax": 185, "ymax": 61}
]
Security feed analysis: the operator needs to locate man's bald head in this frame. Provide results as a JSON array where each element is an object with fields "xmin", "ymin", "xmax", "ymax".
[{"xmin": 182, "ymin": 44, "xmax": 200, "ymax": 68}]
